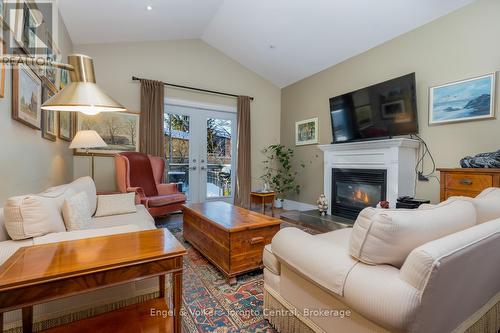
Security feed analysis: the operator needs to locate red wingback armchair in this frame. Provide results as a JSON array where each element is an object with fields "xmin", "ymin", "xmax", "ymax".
[{"xmin": 115, "ymin": 152, "xmax": 186, "ymax": 217}]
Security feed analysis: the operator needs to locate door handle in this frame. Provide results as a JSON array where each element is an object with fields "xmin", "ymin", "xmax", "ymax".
[{"xmin": 250, "ymin": 237, "xmax": 264, "ymax": 245}]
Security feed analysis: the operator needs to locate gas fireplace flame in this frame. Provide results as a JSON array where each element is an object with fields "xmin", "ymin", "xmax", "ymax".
[{"xmin": 354, "ymin": 189, "xmax": 370, "ymax": 204}]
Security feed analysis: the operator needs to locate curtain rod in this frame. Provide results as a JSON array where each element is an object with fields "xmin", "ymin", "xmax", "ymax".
[{"xmin": 131, "ymin": 76, "xmax": 254, "ymax": 101}]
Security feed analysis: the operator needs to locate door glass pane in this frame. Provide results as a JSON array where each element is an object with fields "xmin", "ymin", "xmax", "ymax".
[
  {"xmin": 206, "ymin": 118, "xmax": 232, "ymax": 198},
  {"xmin": 164, "ymin": 113, "xmax": 190, "ymax": 197}
]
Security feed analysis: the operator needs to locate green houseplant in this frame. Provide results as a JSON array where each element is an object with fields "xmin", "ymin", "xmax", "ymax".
[{"xmin": 260, "ymin": 144, "xmax": 305, "ymax": 208}]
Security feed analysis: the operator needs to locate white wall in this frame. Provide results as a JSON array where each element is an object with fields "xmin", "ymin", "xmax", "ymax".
[
  {"xmin": 0, "ymin": 13, "xmax": 74, "ymax": 203},
  {"xmin": 73, "ymin": 39, "xmax": 281, "ymax": 191}
]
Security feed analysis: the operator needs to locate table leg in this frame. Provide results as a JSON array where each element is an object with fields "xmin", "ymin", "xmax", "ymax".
[
  {"xmin": 172, "ymin": 271, "xmax": 182, "ymax": 333},
  {"xmin": 271, "ymin": 197, "xmax": 275, "ymax": 217},
  {"xmin": 1, "ymin": 312, "xmax": 4, "ymax": 333},
  {"xmin": 159, "ymin": 275, "xmax": 166, "ymax": 299},
  {"xmin": 22, "ymin": 306, "xmax": 32, "ymax": 333}
]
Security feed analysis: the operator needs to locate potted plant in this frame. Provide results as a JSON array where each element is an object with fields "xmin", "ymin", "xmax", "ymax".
[{"xmin": 260, "ymin": 144, "xmax": 304, "ymax": 208}]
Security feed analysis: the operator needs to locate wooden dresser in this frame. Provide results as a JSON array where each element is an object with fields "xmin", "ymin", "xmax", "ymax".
[{"xmin": 438, "ymin": 168, "xmax": 500, "ymax": 201}]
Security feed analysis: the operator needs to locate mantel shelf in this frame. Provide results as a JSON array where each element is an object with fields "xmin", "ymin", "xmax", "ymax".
[{"xmin": 319, "ymin": 138, "xmax": 420, "ymax": 152}]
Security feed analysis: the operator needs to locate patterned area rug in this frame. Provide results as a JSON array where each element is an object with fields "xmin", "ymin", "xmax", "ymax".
[{"xmin": 157, "ymin": 215, "xmax": 316, "ymax": 333}]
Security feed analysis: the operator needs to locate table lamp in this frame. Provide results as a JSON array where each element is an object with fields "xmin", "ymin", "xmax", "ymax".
[{"xmin": 70, "ymin": 130, "xmax": 107, "ymax": 179}]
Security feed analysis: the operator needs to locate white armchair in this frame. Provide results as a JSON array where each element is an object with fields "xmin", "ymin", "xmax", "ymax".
[{"xmin": 263, "ymin": 188, "xmax": 500, "ymax": 333}]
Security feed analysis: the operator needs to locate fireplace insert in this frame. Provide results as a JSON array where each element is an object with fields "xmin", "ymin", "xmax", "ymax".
[{"xmin": 332, "ymin": 168, "xmax": 387, "ymax": 220}]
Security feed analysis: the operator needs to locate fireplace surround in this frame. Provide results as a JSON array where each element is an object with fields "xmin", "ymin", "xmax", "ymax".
[{"xmin": 320, "ymin": 138, "xmax": 420, "ymax": 217}]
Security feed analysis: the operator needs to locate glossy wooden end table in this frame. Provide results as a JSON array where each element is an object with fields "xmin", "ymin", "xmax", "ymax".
[
  {"xmin": 250, "ymin": 191, "xmax": 276, "ymax": 216},
  {"xmin": 0, "ymin": 229, "xmax": 186, "ymax": 333}
]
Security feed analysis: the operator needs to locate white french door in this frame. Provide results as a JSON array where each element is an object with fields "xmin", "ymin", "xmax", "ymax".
[{"xmin": 164, "ymin": 100, "xmax": 237, "ymax": 203}]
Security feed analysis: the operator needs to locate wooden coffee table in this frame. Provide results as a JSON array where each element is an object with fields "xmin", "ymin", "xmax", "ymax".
[
  {"xmin": 182, "ymin": 201, "xmax": 282, "ymax": 284},
  {"xmin": 0, "ymin": 229, "xmax": 186, "ymax": 333}
]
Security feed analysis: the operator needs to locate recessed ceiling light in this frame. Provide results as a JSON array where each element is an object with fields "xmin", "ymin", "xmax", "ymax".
[{"xmin": 146, "ymin": 5, "xmax": 153, "ymax": 11}]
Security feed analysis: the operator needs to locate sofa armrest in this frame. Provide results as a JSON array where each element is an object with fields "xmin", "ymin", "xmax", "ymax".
[
  {"xmin": 157, "ymin": 183, "xmax": 179, "ymax": 195},
  {"xmin": 126, "ymin": 187, "xmax": 146, "ymax": 205},
  {"xmin": 272, "ymin": 227, "xmax": 358, "ymax": 297}
]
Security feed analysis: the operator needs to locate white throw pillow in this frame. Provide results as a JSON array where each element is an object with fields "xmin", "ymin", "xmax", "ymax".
[
  {"xmin": 3, "ymin": 188, "xmax": 75, "ymax": 240},
  {"xmin": 349, "ymin": 199, "xmax": 476, "ymax": 267},
  {"xmin": 94, "ymin": 193, "xmax": 137, "ymax": 217},
  {"xmin": 465, "ymin": 187, "xmax": 500, "ymax": 224},
  {"xmin": 48, "ymin": 177, "xmax": 97, "ymax": 217},
  {"xmin": 62, "ymin": 192, "xmax": 92, "ymax": 231}
]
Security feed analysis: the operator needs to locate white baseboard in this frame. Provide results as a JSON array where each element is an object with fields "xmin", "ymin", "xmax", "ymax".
[{"xmin": 282, "ymin": 199, "xmax": 316, "ymax": 211}]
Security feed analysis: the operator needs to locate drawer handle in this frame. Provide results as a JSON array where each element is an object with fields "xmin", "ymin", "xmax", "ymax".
[
  {"xmin": 460, "ymin": 178, "xmax": 473, "ymax": 185},
  {"xmin": 250, "ymin": 237, "xmax": 264, "ymax": 245}
]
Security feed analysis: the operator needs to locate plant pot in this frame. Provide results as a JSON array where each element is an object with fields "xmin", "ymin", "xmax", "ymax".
[{"xmin": 274, "ymin": 199, "xmax": 284, "ymax": 209}]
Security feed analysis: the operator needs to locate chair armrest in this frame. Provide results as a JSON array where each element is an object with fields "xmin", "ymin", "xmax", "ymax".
[
  {"xmin": 157, "ymin": 183, "xmax": 179, "ymax": 195},
  {"xmin": 126, "ymin": 187, "xmax": 146, "ymax": 205},
  {"xmin": 271, "ymin": 228, "xmax": 358, "ymax": 297}
]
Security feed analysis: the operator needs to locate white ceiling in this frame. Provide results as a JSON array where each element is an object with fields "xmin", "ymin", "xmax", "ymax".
[{"xmin": 59, "ymin": 0, "xmax": 474, "ymax": 87}]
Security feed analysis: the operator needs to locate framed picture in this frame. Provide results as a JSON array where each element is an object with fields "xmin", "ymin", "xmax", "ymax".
[
  {"xmin": 12, "ymin": 64, "xmax": 42, "ymax": 129},
  {"xmin": 295, "ymin": 117, "xmax": 319, "ymax": 146},
  {"xmin": 59, "ymin": 69, "xmax": 68, "ymax": 90},
  {"xmin": 41, "ymin": 79, "xmax": 57, "ymax": 141},
  {"xmin": 75, "ymin": 112, "xmax": 139, "ymax": 155},
  {"xmin": 429, "ymin": 73, "xmax": 496, "ymax": 125},
  {"xmin": 0, "ymin": 39, "xmax": 5, "ymax": 98},
  {"xmin": 58, "ymin": 111, "xmax": 74, "ymax": 142}
]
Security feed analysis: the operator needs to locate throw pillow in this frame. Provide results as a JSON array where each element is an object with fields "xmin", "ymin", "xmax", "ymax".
[
  {"xmin": 94, "ymin": 193, "xmax": 137, "ymax": 217},
  {"xmin": 62, "ymin": 192, "xmax": 92, "ymax": 231}
]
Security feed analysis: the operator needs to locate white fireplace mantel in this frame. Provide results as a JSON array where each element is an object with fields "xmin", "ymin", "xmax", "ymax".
[{"xmin": 319, "ymin": 138, "xmax": 420, "ymax": 214}]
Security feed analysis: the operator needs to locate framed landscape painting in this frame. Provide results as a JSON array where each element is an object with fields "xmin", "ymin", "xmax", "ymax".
[
  {"xmin": 58, "ymin": 111, "xmax": 74, "ymax": 141},
  {"xmin": 41, "ymin": 81, "xmax": 57, "ymax": 141},
  {"xmin": 295, "ymin": 117, "xmax": 318, "ymax": 146},
  {"xmin": 12, "ymin": 64, "xmax": 42, "ymax": 129},
  {"xmin": 75, "ymin": 112, "xmax": 139, "ymax": 155},
  {"xmin": 429, "ymin": 73, "xmax": 496, "ymax": 125}
]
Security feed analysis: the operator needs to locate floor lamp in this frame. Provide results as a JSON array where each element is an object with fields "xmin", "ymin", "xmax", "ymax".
[{"xmin": 70, "ymin": 130, "xmax": 108, "ymax": 179}]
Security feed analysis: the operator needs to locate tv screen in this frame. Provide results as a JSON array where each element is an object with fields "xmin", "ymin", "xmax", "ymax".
[{"xmin": 329, "ymin": 73, "xmax": 418, "ymax": 143}]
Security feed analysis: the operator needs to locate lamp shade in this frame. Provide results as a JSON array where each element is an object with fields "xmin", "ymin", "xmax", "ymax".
[
  {"xmin": 69, "ymin": 130, "xmax": 108, "ymax": 149},
  {"xmin": 41, "ymin": 54, "xmax": 126, "ymax": 115}
]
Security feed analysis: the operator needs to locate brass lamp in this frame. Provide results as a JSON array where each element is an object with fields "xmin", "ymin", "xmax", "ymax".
[
  {"xmin": 69, "ymin": 130, "xmax": 108, "ymax": 179},
  {"xmin": 1, "ymin": 54, "xmax": 126, "ymax": 115}
]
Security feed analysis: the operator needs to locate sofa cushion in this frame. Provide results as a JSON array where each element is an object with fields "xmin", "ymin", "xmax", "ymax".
[
  {"xmin": 33, "ymin": 225, "xmax": 142, "ymax": 245},
  {"xmin": 3, "ymin": 188, "xmax": 75, "ymax": 240},
  {"xmin": 145, "ymin": 193, "xmax": 186, "ymax": 207},
  {"xmin": 95, "ymin": 193, "xmax": 137, "ymax": 217},
  {"xmin": 0, "ymin": 239, "xmax": 34, "ymax": 265},
  {"xmin": 263, "ymin": 244, "xmax": 280, "ymax": 275},
  {"xmin": 62, "ymin": 192, "xmax": 92, "ymax": 231},
  {"xmin": 90, "ymin": 205, "xmax": 156, "ymax": 231},
  {"xmin": 49, "ymin": 177, "xmax": 97, "ymax": 217},
  {"xmin": 0, "ymin": 209, "xmax": 9, "ymax": 241},
  {"xmin": 467, "ymin": 187, "xmax": 500, "ymax": 224},
  {"xmin": 272, "ymin": 227, "xmax": 358, "ymax": 296},
  {"xmin": 349, "ymin": 199, "xmax": 476, "ymax": 267}
]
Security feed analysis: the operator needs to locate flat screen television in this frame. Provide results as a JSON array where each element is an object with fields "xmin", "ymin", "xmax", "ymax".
[{"xmin": 329, "ymin": 73, "xmax": 418, "ymax": 143}]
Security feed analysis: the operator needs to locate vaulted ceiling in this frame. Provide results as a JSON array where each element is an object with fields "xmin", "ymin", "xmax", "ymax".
[{"xmin": 59, "ymin": 0, "xmax": 474, "ymax": 87}]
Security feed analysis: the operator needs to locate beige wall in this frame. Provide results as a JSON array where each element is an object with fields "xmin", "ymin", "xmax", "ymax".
[
  {"xmin": 281, "ymin": 0, "xmax": 500, "ymax": 205},
  {"xmin": 73, "ymin": 39, "xmax": 281, "ymax": 191},
  {"xmin": 0, "ymin": 13, "xmax": 74, "ymax": 203}
]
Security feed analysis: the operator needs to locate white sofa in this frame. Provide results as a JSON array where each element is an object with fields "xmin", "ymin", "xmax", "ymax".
[
  {"xmin": 0, "ymin": 177, "xmax": 160, "ymax": 331},
  {"xmin": 263, "ymin": 188, "xmax": 500, "ymax": 333}
]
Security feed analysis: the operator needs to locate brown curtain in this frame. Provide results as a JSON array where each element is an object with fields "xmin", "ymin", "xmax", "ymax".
[
  {"xmin": 139, "ymin": 79, "xmax": 165, "ymax": 157},
  {"xmin": 234, "ymin": 96, "xmax": 251, "ymax": 208}
]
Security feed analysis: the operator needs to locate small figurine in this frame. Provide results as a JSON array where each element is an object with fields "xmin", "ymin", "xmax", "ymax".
[{"xmin": 317, "ymin": 194, "xmax": 329, "ymax": 216}]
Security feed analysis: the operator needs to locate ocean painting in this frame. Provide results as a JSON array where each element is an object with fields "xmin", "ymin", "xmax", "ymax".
[{"xmin": 429, "ymin": 73, "xmax": 495, "ymax": 125}]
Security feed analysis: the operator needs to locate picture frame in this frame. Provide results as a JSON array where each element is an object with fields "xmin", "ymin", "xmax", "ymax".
[
  {"xmin": 75, "ymin": 112, "xmax": 140, "ymax": 155},
  {"xmin": 0, "ymin": 39, "xmax": 6, "ymax": 98},
  {"xmin": 295, "ymin": 117, "xmax": 319, "ymax": 146},
  {"xmin": 58, "ymin": 111, "xmax": 74, "ymax": 142},
  {"xmin": 41, "ymin": 78, "xmax": 57, "ymax": 141},
  {"xmin": 12, "ymin": 63, "xmax": 42, "ymax": 129},
  {"xmin": 429, "ymin": 73, "xmax": 496, "ymax": 125}
]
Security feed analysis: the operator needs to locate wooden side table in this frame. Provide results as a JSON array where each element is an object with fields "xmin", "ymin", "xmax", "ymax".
[
  {"xmin": 250, "ymin": 191, "xmax": 276, "ymax": 216},
  {"xmin": 0, "ymin": 229, "xmax": 186, "ymax": 333}
]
